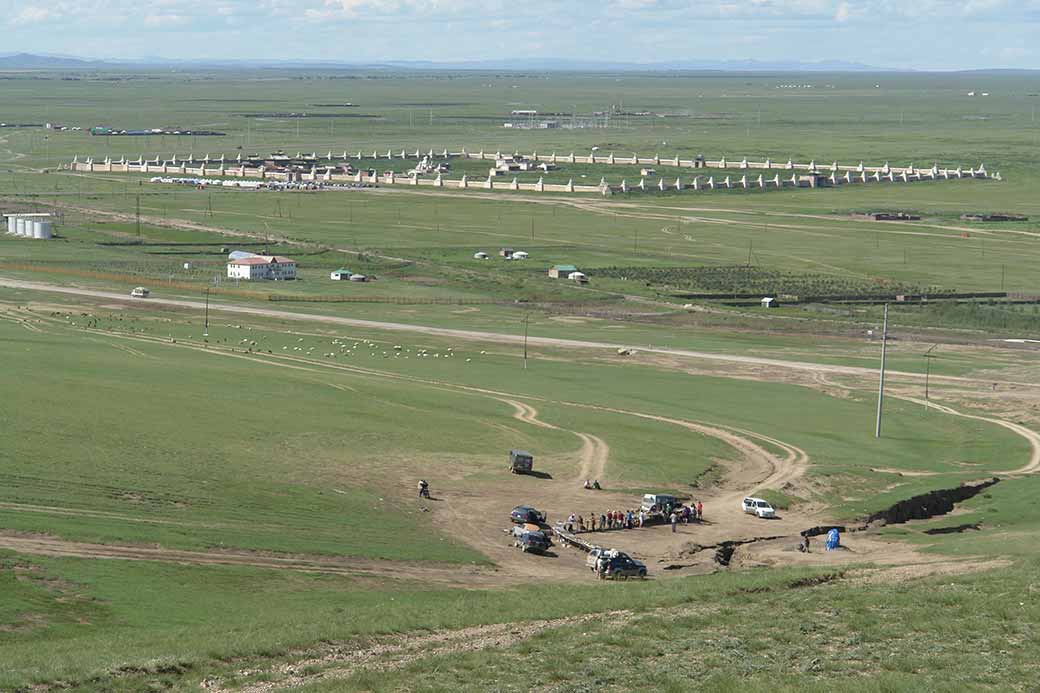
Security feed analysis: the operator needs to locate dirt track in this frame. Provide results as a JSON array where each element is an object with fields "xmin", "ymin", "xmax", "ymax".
[
  {"xmin": 0, "ymin": 293, "xmax": 1036, "ymax": 592},
  {"xmin": 0, "ymin": 315, "xmax": 813, "ymax": 583},
  {"xmin": 0, "ymin": 276, "xmax": 1027, "ymax": 388},
  {"xmin": 0, "ymin": 533, "xmax": 507, "ymax": 587},
  {"xmin": 893, "ymin": 394, "xmax": 1040, "ymax": 475}
]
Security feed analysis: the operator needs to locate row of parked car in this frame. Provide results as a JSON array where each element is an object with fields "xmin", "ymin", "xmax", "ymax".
[
  {"xmin": 510, "ymin": 505, "xmax": 553, "ymax": 554},
  {"xmin": 510, "ymin": 505, "xmax": 648, "ymax": 579}
]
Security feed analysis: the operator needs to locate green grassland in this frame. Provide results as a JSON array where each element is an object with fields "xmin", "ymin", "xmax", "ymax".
[
  {"xmin": 0, "ymin": 298, "xmax": 1035, "ymax": 690},
  {"xmin": 2, "ymin": 68, "xmax": 1040, "ymax": 690}
]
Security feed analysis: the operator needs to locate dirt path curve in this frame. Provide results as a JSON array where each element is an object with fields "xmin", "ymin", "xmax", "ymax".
[
  {"xmin": 0, "ymin": 532, "xmax": 509, "ymax": 587},
  {"xmin": 497, "ymin": 398, "xmax": 609, "ymax": 481},
  {"xmin": 563, "ymin": 401, "xmax": 809, "ymax": 498},
  {"xmin": 893, "ymin": 394, "xmax": 1040, "ymax": 476},
  {"xmin": 3, "ymin": 276, "xmax": 1028, "ymax": 389}
]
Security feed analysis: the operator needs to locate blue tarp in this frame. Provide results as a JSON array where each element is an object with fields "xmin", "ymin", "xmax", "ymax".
[{"xmin": 825, "ymin": 528, "xmax": 841, "ymax": 551}]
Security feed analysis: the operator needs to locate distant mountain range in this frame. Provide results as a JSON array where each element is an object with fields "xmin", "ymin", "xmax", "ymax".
[
  {"xmin": 0, "ymin": 52, "xmax": 893, "ymax": 72},
  {"xmin": 0, "ymin": 53, "xmax": 102, "ymax": 68},
  {"xmin": 0, "ymin": 52, "xmax": 1035, "ymax": 73}
]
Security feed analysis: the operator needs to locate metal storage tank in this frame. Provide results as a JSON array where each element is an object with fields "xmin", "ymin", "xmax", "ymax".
[
  {"xmin": 5, "ymin": 216, "xmax": 14, "ymax": 234},
  {"xmin": 33, "ymin": 220, "xmax": 52, "ymax": 239},
  {"xmin": 15, "ymin": 217, "xmax": 26, "ymax": 236}
]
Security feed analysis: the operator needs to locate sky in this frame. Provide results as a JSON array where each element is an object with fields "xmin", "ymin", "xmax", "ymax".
[{"xmin": 3, "ymin": 0, "xmax": 1040, "ymax": 70}]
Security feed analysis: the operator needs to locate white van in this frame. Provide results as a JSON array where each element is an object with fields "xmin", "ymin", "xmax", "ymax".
[
  {"xmin": 741, "ymin": 497, "xmax": 776, "ymax": 518},
  {"xmin": 130, "ymin": 287, "xmax": 150, "ymax": 298}
]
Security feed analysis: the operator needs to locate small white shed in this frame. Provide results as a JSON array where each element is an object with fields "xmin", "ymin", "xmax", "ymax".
[{"xmin": 761, "ymin": 297, "xmax": 777, "ymax": 308}]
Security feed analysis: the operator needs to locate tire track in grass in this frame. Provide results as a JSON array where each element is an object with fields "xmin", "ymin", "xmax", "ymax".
[
  {"xmin": 210, "ymin": 610, "xmax": 633, "ymax": 692},
  {"xmin": 496, "ymin": 398, "xmax": 609, "ymax": 481},
  {"xmin": 892, "ymin": 394, "xmax": 1040, "ymax": 476}
]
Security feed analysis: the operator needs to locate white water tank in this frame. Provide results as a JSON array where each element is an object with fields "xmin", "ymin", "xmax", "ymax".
[
  {"xmin": 15, "ymin": 217, "xmax": 26, "ymax": 236},
  {"xmin": 5, "ymin": 216, "xmax": 14, "ymax": 234},
  {"xmin": 33, "ymin": 220, "xmax": 52, "ymax": 239}
]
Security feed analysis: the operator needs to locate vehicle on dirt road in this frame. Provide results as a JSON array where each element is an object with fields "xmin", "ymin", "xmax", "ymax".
[
  {"xmin": 512, "ymin": 526, "xmax": 552, "ymax": 554},
  {"xmin": 130, "ymin": 287, "xmax": 150, "ymax": 298},
  {"xmin": 585, "ymin": 547, "xmax": 609, "ymax": 571},
  {"xmin": 640, "ymin": 493, "xmax": 680, "ymax": 514},
  {"xmin": 741, "ymin": 497, "xmax": 776, "ymax": 518},
  {"xmin": 509, "ymin": 449, "xmax": 534, "ymax": 474},
  {"xmin": 510, "ymin": 505, "xmax": 547, "ymax": 524},
  {"xmin": 599, "ymin": 555, "xmax": 647, "ymax": 580}
]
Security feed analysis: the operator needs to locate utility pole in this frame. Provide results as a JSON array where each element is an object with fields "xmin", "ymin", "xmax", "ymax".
[
  {"xmin": 135, "ymin": 194, "xmax": 141, "ymax": 237},
  {"xmin": 203, "ymin": 286, "xmax": 210, "ymax": 337},
  {"xmin": 1001, "ymin": 264, "xmax": 1006, "ymax": 292},
  {"xmin": 875, "ymin": 303, "xmax": 889, "ymax": 438},
  {"xmin": 522, "ymin": 314, "xmax": 529, "ymax": 370},
  {"xmin": 924, "ymin": 344, "xmax": 938, "ymax": 403}
]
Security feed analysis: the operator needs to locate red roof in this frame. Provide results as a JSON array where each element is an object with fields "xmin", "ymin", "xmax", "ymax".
[{"xmin": 229, "ymin": 256, "xmax": 295, "ymax": 266}]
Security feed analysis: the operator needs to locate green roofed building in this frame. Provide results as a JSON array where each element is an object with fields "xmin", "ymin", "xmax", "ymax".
[
  {"xmin": 548, "ymin": 264, "xmax": 578, "ymax": 279},
  {"xmin": 330, "ymin": 268, "xmax": 353, "ymax": 280}
]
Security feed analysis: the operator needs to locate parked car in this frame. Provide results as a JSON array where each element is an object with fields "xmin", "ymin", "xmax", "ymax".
[
  {"xmin": 512, "ymin": 526, "xmax": 551, "ymax": 554},
  {"xmin": 510, "ymin": 505, "xmax": 546, "ymax": 525},
  {"xmin": 741, "ymin": 497, "xmax": 776, "ymax": 519},
  {"xmin": 600, "ymin": 555, "xmax": 647, "ymax": 580},
  {"xmin": 129, "ymin": 287, "xmax": 150, "ymax": 298},
  {"xmin": 640, "ymin": 493, "xmax": 680, "ymax": 514}
]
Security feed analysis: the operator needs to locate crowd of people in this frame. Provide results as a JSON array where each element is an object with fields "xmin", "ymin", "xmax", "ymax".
[{"xmin": 561, "ymin": 501, "xmax": 703, "ymax": 534}]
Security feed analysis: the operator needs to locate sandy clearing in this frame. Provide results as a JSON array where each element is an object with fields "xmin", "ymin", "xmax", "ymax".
[{"xmin": 7, "ymin": 302, "xmax": 1037, "ymax": 589}]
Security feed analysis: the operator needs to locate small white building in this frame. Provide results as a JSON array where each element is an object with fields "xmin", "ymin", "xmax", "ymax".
[
  {"xmin": 512, "ymin": 251, "xmax": 529, "ymax": 260},
  {"xmin": 330, "ymin": 268, "xmax": 352, "ymax": 280},
  {"xmin": 761, "ymin": 297, "xmax": 777, "ymax": 308},
  {"xmin": 227, "ymin": 255, "xmax": 297, "ymax": 281},
  {"xmin": 473, "ymin": 251, "xmax": 489, "ymax": 260}
]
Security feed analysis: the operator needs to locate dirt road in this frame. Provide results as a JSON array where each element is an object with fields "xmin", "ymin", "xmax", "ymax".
[
  {"xmin": 0, "ymin": 532, "xmax": 507, "ymax": 587},
  {"xmin": 0, "ymin": 276, "xmax": 1021, "ymax": 387}
]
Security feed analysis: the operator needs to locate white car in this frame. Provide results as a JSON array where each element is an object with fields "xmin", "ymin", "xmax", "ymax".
[
  {"xmin": 741, "ymin": 497, "xmax": 776, "ymax": 518},
  {"xmin": 130, "ymin": 287, "xmax": 150, "ymax": 298}
]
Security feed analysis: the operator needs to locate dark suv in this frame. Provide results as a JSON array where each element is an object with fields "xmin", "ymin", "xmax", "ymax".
[
  {"xmin": 512, "ymin": 526, "xmax": 552, "ymax": 554},
  {"xmin": 510, "ymin": 505, "xmax": 547, "ymax": 524},
  {"xmin": 600, "ymin": 555, "xmax": 648, "ymax": 580}
]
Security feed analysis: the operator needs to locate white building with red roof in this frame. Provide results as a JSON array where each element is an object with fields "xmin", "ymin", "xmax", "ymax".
[{"xmin": 226, "ymin": 255, "xmax": 297, "ymax": 280}]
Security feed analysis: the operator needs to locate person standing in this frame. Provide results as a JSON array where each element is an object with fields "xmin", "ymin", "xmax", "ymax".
[
  {"xmin": 671, "ymin": 512, "xmax": 678, "ymax": 533},
  {"xmin": 696, "ymin": 500, "xmax": 704, "ymax": 521},
  {"xmin": 590, "ymin": 514, "xmax": 597, "ymax": 532}
]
